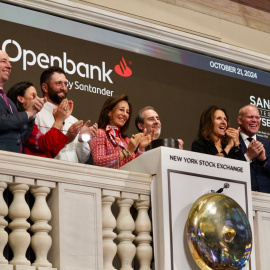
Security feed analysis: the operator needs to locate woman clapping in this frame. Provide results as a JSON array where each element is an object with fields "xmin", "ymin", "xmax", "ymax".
[
  {"xmin": 90, "ymin": 94, "xmax": 153, "ymax": 168},
  {"xmin": 192, "ymin": 105, "xmax": 245, "ymax": 160}
]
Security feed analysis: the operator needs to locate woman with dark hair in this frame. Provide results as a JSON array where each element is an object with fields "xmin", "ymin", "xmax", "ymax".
[
  {"xmin": 90, "ymin": 94, "xmax": 153, "ymax": 168},
  {"xmin": 191, "ymin": 105, "xmax": 245, "ymax": 160},
  {"xmin": 7, "ymin": 82, "xmax": 80, "ymax": 158}
]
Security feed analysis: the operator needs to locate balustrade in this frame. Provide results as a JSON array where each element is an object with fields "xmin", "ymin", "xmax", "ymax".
[
  {"xmin": 0, "ymin": 151, "xmax": 152, "ymax": 270},
  {"xmin": 0, "ymin": 181, "xmax": 8, "ymax": 265},
  {"xmin": 0, "ymin": 151, "xmax": 269, "ymax": 270},
  {"xmin": 101, "ymin": 191, "xmax": 153, "ymax": 270},
  {"xmin": 0, "ymin": 182, "xmax": 153, "ymax": 270},
  {"xmin": 0, "ymin": 177, "xmax": 56, "ymax": 270}
]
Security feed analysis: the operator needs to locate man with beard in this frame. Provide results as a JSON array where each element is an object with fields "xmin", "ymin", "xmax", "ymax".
[
  {"xmin": 35, "ymin": 66, "xmax": 97, "ymax": 163},
  {"xmin": 0, "ymin": 50, "xmax": 44, "ymax": 153},
  {"xmin": 135, "ymin": 106, "xmax": 184, "ymax": 150}
]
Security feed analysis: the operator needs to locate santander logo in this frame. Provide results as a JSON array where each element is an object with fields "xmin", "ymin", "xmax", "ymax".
[{"xmin": 114, "ymin": 57, "xmax": 132, "ymax": 77}]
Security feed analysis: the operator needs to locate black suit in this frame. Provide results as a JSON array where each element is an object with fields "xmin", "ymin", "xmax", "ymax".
[
  {"xmin": 0, "ymin": 95, "xmax": 34, "ymax": 153},
  {"xmin": 239, "ymin": 135, "xmax": 270, "ymax": 193},
  {"xmin": 191, "ymin": 139, "xmax": 246, "ymax": 160}
]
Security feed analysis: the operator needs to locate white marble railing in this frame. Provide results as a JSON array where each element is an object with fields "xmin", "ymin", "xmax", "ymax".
[
  {"xmin": 0, "ymin": 151, "xmax": 152, "ymax": 270},
  {"xmin": 0, "ymin": 150, "xmax": 270, "ymax": 270},
  {"xmin": 0, "ymin": 181, "xmax": 55, "ymax": 270}
]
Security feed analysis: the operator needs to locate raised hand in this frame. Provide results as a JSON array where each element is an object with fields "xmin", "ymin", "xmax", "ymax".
[
  {"xmin": 126, "ymin": 133, "xmax": 143, "ymax": 154},
  {"xmin": 25, "ymin": 92, "xmax": 45, "ymax": 117},
  {"xmin": 138, "ymin": 128, "xmax": 155, "ymax": 151},
  {"xmin": 246, "ymin": 140, "xmax": 266, "ymax": 161},
  {"xmin": 89, "ymin": 122, "xmax": 98, "ymax": 137},
  {"xmin": 257, "ymin": 145, "xmax": 267, "ymax": 162},
  {"xmin": 178, "ymin": 139, "xmax": 184, "ymax": 149},
  {"xmin": 225, "ymin": 127, "xmax": 240, "ymax": 147},
  {"xmin": 53, "ymin": 99, "xmax": 74, "ymax": 128},
  {"xmin": 66, "ymin": 120, "xmax": 83, "ymax": 143},
  {"xmin": 78, "ymin": 120, "xmax": 98, "ymax": 142}
]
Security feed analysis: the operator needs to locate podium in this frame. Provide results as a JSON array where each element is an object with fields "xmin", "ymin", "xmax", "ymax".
[{"xmin": 121, "ymin": 147, "xmax": 256, "ymax": 270}]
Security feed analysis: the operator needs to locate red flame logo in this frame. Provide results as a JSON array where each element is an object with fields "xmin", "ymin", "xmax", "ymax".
[{"xmin": 114, "ymin": 57, "xmax": 132, "ymax": 77}]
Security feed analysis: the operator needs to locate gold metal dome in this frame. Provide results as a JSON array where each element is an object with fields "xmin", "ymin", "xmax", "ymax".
[{"xmin": 186, "ymin": 193, "xmax": 252, "ymax": 270}]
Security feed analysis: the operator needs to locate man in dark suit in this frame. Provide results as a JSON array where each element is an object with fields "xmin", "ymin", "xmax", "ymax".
[
  {"xmin": 238, "ymin": 104, "xmax": 270, "ymax": 193},
  {"xmin": 0, "ymin": 50, "xmax": 44, "ymax": 153}
]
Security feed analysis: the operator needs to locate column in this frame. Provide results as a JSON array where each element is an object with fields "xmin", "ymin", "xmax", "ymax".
[
  {"xmin": 0, "ymin": 182, "xmax": 8, "ymax": 265},
  {"xmin": 102, "ymin": 195, "xmax": 117, "ymax": 270},
  {"xmin": 8, "ymin": 184, "xmax": 31, "ymax": 266},
  {"xmin": 30, "ymin": 186, "xmax": 52, "ymax": 267},
  {"xmin": 116, "ymin": 198, "xmax": 136, "ymax": 270},
  {"xmin": 135, "ymin": 199, "xmax": 152, "ymax": 270}
]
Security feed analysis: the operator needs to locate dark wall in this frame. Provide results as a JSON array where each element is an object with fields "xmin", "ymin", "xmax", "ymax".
[{"xmin": 1, "ymin": 15, "xmax": 270, "ymax": 150}]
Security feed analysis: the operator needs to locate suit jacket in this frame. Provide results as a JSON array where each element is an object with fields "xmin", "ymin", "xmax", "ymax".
[
  {"xmin": 191, "ymin": 139, "xmax": 246, "ymax": 160},
  {"xmin": 239, "ymin": 135, "xmax": 270, "ymax": 193},
  {"xmin": 90, "ymin": 128, "xmax": 138, "ymax": 168},
  {"xmin": 0, "ymin": 95, "xmax": 34, "ymax": 153}
]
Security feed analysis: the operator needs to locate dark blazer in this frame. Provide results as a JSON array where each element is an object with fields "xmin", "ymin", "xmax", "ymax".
[
  {"xmin": 0, "ymin": 95, "xmax": 34, "ymax": 153},
  {"xmin": 239, "ymin": 135, "xmax": 270, "ymax": 193},
  {"xmin": 191, "ymin": 139, "xmax": 246, "ymax": 161}
]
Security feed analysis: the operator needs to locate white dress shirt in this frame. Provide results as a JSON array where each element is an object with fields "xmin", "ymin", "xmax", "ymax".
[{"xmin": 35, "ymin": 101, "xmax": 90, "ymax": 163}]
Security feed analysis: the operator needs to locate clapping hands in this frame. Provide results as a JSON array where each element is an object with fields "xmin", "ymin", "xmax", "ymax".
[
  {"xmin": 78, "ymin": 120, "xmax": 98, "ymax": 142},
  {"xmin": 126, "ymin": 128, "xmax": 155, "ymax": 154},
  {"xmin": 246, "ymin": 139, "xmax": 267, "ymax": 161},
  {"xmin": 53, "ymin": 99, "xmax": 73, "ymax": 123},
  {"xmin": 67, "ymin": 120, "xmax": 98, "ymax": 144}
]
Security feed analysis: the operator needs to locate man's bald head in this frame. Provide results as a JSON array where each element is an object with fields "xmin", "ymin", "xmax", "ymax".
[{"xmin": 238, "ymin": 104, "xmax": 260, "ymax": 137}]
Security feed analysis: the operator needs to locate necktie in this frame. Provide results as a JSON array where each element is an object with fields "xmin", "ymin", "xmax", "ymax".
[
  {"xmin": 0, "ymin": 88, "xmax": 22, "ymax": 152},
  {"xmin": 247, "ymin": 137, "xmax": 254, "ymax": 142},
  {"xmin": 0, "ymin": 88, "xmax": 11, "ymax": 112}
]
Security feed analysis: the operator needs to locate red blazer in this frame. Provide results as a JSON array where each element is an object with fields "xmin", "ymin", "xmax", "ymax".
[
  {"xmin": 90, "ymin": 128, "xmax": 138, "ymax": 168},
  {"xmin": 24, "ymin": 124, "xmax": 68, "ymax": 158}
]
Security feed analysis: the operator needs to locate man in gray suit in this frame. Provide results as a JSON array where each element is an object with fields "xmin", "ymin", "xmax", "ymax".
[{"xmin": 0, "ymin": 50, "xmax": 44, "ymax": 153}]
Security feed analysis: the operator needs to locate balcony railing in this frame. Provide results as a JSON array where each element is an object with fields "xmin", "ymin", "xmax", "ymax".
[
  {"xmin": 0, "ymin": 150, "xmax": 270, "ymax": 269},
  {"xmin": 0, "ymin": 150, "xmax": 152, "ymax": 270}
]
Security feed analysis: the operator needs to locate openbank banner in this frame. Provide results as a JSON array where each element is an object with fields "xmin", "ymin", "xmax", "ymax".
[{"xmin": 1, "ymin": 2, "xmax": 270, "ymax": 149}]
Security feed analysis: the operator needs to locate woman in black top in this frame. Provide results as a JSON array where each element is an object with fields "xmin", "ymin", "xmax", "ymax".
[{"xmin": 192, "ymin": 105, "xmax": 245, "ymax": 160}]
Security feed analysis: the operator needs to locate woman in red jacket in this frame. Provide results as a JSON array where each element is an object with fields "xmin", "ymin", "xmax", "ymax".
[
  {"xmin": 7, "ymin": 82, "xmax": 79, "ymax": 158},
  {"xmin": 90, "ymin": 94, "xmax": 153, "ymax": 168}
]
